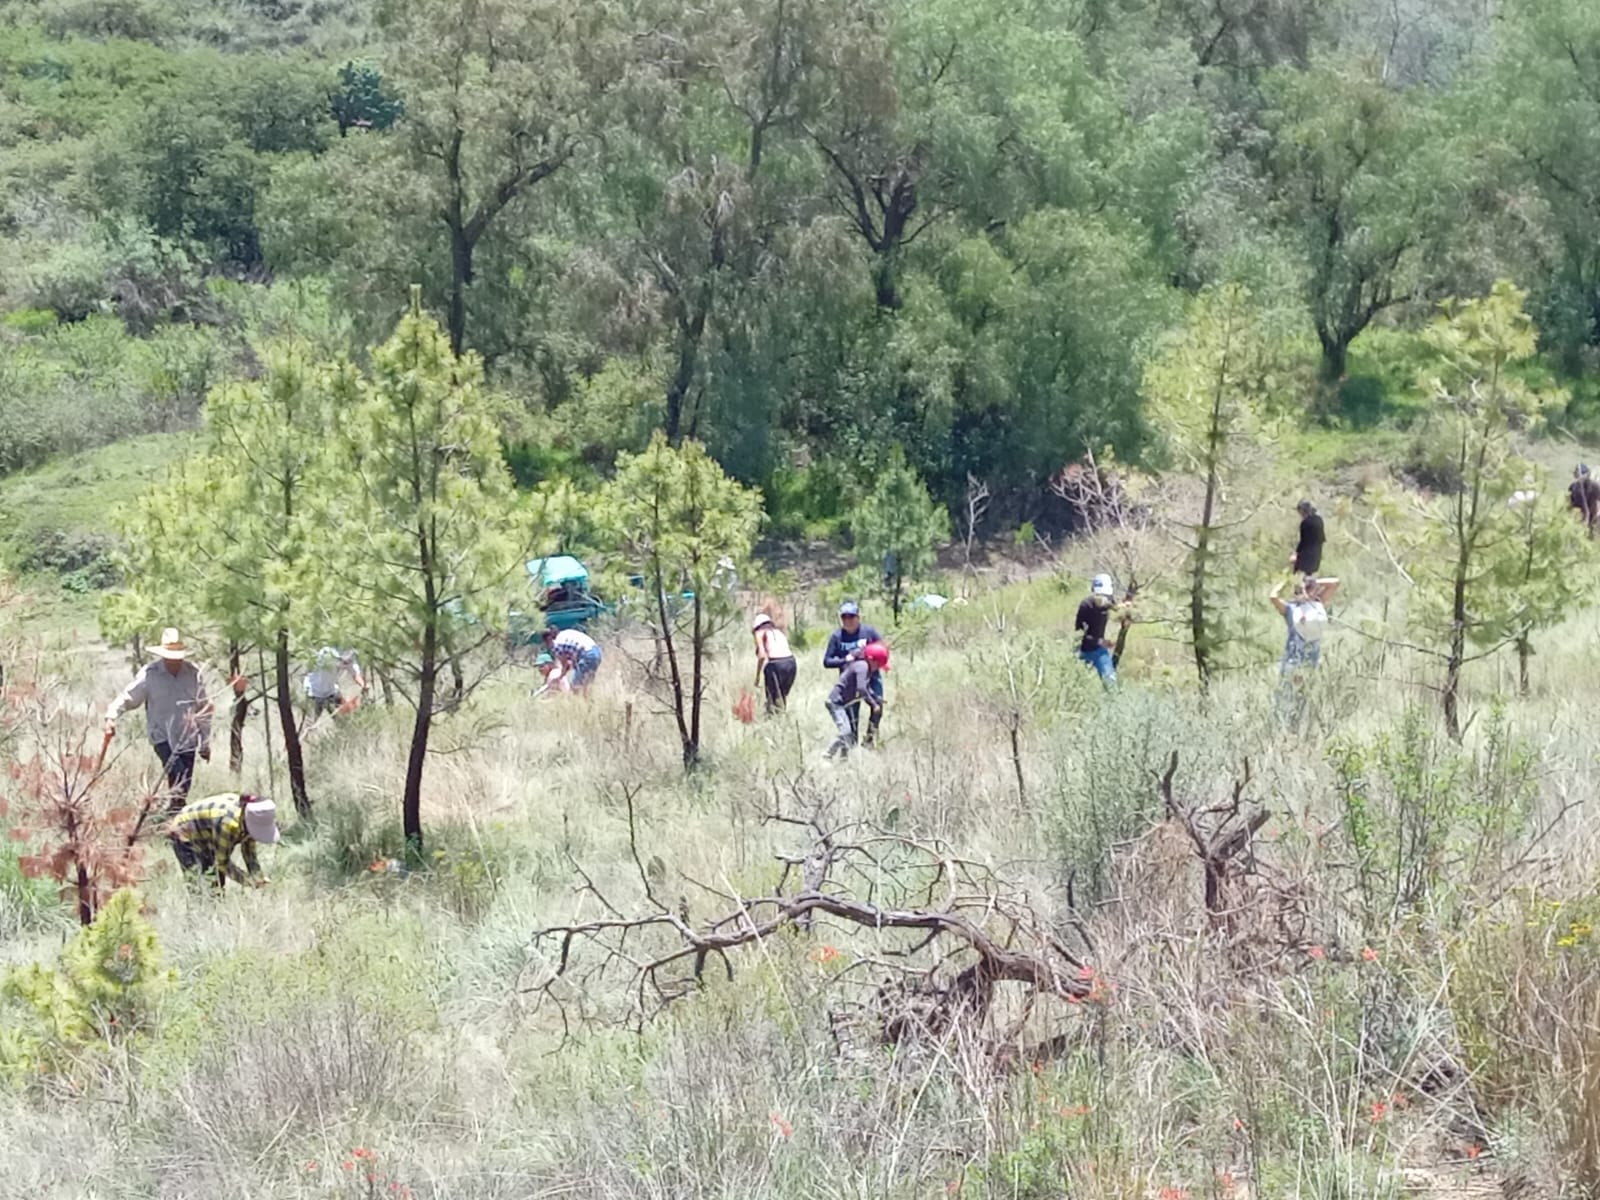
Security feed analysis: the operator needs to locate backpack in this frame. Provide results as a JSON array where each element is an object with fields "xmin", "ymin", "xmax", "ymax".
[{"xmin": 1293, "ymin": 600, "xmax": 1328, "ymax": 642}]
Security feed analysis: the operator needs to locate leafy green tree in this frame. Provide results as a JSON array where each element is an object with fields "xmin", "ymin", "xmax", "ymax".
[
  {"xmin": 1143, "ymin": 284, "xmax": 1274, "ymax": 689},
  {"xmin": 380, "ymin": 0, "xmax": 626, "ymax": 355},
  {"xmin": 309, "ymin": 288, "xmax": 536, "ymax": 852},
  {"xmin": 331, "ymin": 61, "xmax": 404, "ymax": 136},
  {"xmin": 1397, "ymin": 281, "xmax": 1562, "ymax": 736},
  {"xmin": 599, "ymin": 433, "xmax": 762, "ymax": 768},
  {"xmin": 853, "ymin": 447, "xmax": 949, "ymax": 622},
  {"xmin": 1494, "ymin": 0, "xmax": 1600, "ymax": 365},
  {"xmin": 1260, "ymin": 62, "xmax": 1470, "ymax": 388}
]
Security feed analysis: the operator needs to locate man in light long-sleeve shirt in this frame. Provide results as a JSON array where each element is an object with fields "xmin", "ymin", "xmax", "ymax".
[{"xmin": 105, "ymin": 627, "xmax": 212, "ymax": 813}]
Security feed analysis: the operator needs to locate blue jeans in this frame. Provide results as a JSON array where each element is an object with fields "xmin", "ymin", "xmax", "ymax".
[
  {"xmin": 844, "ymin": 675, "xmax": 884, "ymax": 743},
  {"xmin": 1079, "ymin": 647, "xmax": 1116, "ymax": 685},
  {"xmin": 570, "ymin": 645, "xmax": 602, "ymax": 689}
]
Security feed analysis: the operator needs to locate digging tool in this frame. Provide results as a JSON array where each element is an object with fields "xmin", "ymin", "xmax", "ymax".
[{"xmin": 94, "ymin": 726, "xmax": 114, "ymax": 773}]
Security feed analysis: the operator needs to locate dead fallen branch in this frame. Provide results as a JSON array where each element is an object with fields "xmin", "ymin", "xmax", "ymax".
[{"xmin": 523, "ymin": 792, "xmax": 1094, "ymax": 1050}]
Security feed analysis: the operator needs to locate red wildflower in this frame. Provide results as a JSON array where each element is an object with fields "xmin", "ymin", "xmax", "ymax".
[
  {"xmin": 304, "ymin": 1161, "xmax": 317, "ymax": 1172},
  {"xmin": 1370, "ymin": 1101, "xmax": 1389, "ymax": 1122},
  {"xmin": 806, "ymin": 945, "xmax": 841, "ymax": 964},
  {"xmin": 769, "ymin": 1112, "xmax": 792, "ymax": 1138},
  {"xmin": 1307, "ymin": 945, "xmax": 1326, "ymax": 961},
  {"xmin": 342, "ymin": 1161, "xmax": 354, "ymax": 1171},
  {"xmin": 1156, "ymin": 1187, "xmax": 1189, "ymax": 1200},
  {"xmin": 1361, "ymin": 946, "xmax": 1379, "ymax": 963},
  {"xmin": 353, "ymin": 1147, "xmax": 373, "ymax": 1160},
  {"xmin": 1466, "ymin": 1144, "xmax": 1482, "ymax": 1160}
]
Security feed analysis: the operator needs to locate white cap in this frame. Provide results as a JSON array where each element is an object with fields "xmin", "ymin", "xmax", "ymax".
[
  {"xmin": 1091, "ymin": 574, "xmax": 1115, "ymax": 597},
  {"xmin": 243, "ymin": 797, "xmax": 281, "ymax": 844},
  {"xmin": 751, "ymin": 613, "xmax": 773, "ymax": 630}
]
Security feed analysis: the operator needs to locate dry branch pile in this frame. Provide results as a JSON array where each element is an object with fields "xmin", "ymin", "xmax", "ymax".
[{"xmin": 525, "ymin": 790, "xmax": 1096, "ymax": 1055}]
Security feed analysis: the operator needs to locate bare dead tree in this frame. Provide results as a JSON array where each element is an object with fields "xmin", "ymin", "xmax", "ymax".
[
  {"xmin": 1156, "ymin": 752, "xmax": 1310, "ymax": 965},
  {"xmin": 523, "ymin": 790, "xmax": 1095, "ymax": 1055},
  {"xmin": 961, "ymin": 473, "xmax": 990, "ymax": 588},
  {"xmin": 1051, "ymin": 449, "xmax": 1176, "ymax": 666}
]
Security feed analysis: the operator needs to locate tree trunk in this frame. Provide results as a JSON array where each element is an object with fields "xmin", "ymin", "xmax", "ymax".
[
  {"xmin": 1111, "ymin": 619, "xmax": 1132, "ymax": 669},
  {"xmin": 274, "ymin": 628, "xmax": 311, "ymax": 817},
  {"xmin": 1008, "ymin": 717, "xmax": 1025, "ymax": 805},
  {"xmin": 1318, "ymin": 330, "xmax": 1349, "ymax": 385},
  {"xmin": 404, "ymin": 622, "xmax": 438, "ymax": 859},
  {"xmin": 1517, "ymin": 633, "xmax": 1530, "ymax": 697},
  {"xmin": 873, "ymin": 249, "xmax": 902, "ymax": 311},
  {"xmin": 664, "ymin": 299, "xmax": 709, "ymax": 446},
  {"xmin": 228, "ymin": 642, "xmax": 248, "ymax": 775},
  {"xmin": 686, "ymin": 590, "xmax": 703, "ymax": 769},
  {"xmin": 1191, "ymin": 411, "xmax": 1224, "ymax": 690},
  {"xmin": 447, "ymin": 221, "xmax": 473, "ymax": 358},
  {"xmin": 1443, "ymin": 566, "xmax": 1467, "ymax": 742}
]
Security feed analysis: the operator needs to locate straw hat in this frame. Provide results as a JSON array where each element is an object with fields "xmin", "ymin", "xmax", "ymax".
[{"xmin": 147, "ymin": 628, "xmax": 191, "ymax": 660}]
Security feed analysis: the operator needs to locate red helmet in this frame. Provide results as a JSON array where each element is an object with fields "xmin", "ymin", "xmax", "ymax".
[{"xmin": 862, "ymin": 641, "xmax": 890, "ymax": 671}]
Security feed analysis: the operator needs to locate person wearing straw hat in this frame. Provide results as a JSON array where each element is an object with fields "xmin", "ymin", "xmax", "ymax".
[
  {"xmin": 751, "ymin": 612, "xmax": 797, "ymax": 714},
  {"xmin": 104, "ymin": 627, "xmax": 213, "ymax": 813},
  {"xmin": 168, "ymin": 792, "xmax": 278, "ymax": 889}
]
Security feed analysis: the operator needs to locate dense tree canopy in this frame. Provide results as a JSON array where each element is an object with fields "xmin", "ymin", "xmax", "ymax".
[{"xmin": 4, "ymin": 0, "xmax": 1600, "ymax": 522}]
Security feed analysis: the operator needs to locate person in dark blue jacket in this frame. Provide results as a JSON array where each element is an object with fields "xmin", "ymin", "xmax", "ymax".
[{"xmin": 822, "ymin": 600, "xmax": 885, "ymax": 746}]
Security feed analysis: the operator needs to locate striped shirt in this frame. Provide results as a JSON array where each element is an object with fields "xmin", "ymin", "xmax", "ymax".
[{"xmin": 170, "ymin": 794, "xmax": 261, "ymax": 884}]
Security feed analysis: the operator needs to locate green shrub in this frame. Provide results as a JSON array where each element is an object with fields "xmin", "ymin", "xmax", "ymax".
[{"xmin": 0, "ymin": 889, "xmax": 172, "ymax": 1083}]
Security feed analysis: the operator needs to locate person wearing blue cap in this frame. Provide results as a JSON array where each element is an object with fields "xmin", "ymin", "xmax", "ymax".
[
  {"xmin": 823, "ymin": 600, "xmax": 885, "ymax": 746},
  {"xmin": 1571, "ymin": 465, "xmax": 1599, "ymax": 536}
]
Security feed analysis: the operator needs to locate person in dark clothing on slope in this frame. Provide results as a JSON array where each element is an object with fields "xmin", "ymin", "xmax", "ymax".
[
  {"xmin": 823, "ymin": 600, "xmax": 885, "ymax": 746},
  {"xmin": 1570, "ymin": 465, "xmax": 1600, "ymax": 537},
  {"xmin": 825, "ymin": 642, "xmax": 888, "ymax": 758},
  {"xmin": 1292, "ymin": 500, "xmax": 1325, "ymax": 574},
  {"xmin": 1075, "ymin": 574, "xmax": 1123, "ymax": 686}
]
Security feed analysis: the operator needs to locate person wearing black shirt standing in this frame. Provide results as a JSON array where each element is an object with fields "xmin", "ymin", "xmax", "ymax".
[
  {"xmin": 1292, "ymin": 500, "xmax": 1325, "ymax": 575},
  {"xmin": 822, "ymin": 600, "xmax": 885, "ymax": 745},
  {"xmin": 1075, "ymin": 574, "xmax": 1120, "ymax": 686},
  {"xmin": 1570, "ymin": 465, "xmax": 1600, "ymax": 537}
]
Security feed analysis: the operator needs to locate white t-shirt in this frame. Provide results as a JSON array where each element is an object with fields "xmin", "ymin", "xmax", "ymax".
[{"xmin": 305, "ymin": 647, "xmax": 358, "ymax": 698}]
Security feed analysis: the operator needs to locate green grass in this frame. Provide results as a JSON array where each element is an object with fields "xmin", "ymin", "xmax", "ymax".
[{"xmin": 0, "ymin": 432, "xmax": 193, "ymax": 629}]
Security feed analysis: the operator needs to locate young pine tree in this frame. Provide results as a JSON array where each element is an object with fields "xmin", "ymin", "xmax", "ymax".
[
  {"xmin": 600, "ymin": 433, "xmax": 762, "ymax": 768},
  {"xmin": 1401, "ymin": 282, "xmax": 1567, "ymax": 733},
  {"xmin": 853, "ymin": 448, "xmax": 949, "ymax": 623},
  {"xmin": 1143, "ymin": 285, "xmax": 1275, "ymax": 689},
  {"xmin": 309, "ymin": 289, "xmax": 536, "ymax": 854}
]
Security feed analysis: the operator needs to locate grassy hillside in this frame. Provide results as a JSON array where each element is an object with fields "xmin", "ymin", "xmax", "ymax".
[
  {"xmin": 0, "ymin": 433, "xmax": 192, "ymax": 631},
  {"xmin": 1, "ymin": 483, "xmax": 1595, "ymax": 1197}
]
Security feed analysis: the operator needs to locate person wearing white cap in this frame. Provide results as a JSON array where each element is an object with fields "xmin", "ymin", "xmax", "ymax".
[
  {"xmin": 104, "ymin": 627, "xmax": 213, "ymax": 813},
  {"xmin": 751, "ymin": 612, "xmax": 797, "ymax": 714},
  {"xmin": 1074, "ymin": 574, "xmax": 1122, "ymax": 686},
  {"xmin": 167, "ymin": 792, "xmax": 278, "ymax": 889}
]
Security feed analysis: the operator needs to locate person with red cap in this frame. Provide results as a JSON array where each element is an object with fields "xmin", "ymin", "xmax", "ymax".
[{"xmin": 825, "ymin": 640, "xmax": 888, "ymax": 758}]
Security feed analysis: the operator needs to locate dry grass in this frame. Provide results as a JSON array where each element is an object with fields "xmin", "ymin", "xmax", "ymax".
[{"xmin": 0, "ymin": 521, "xmax": 1597, "ymax": 1198}]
